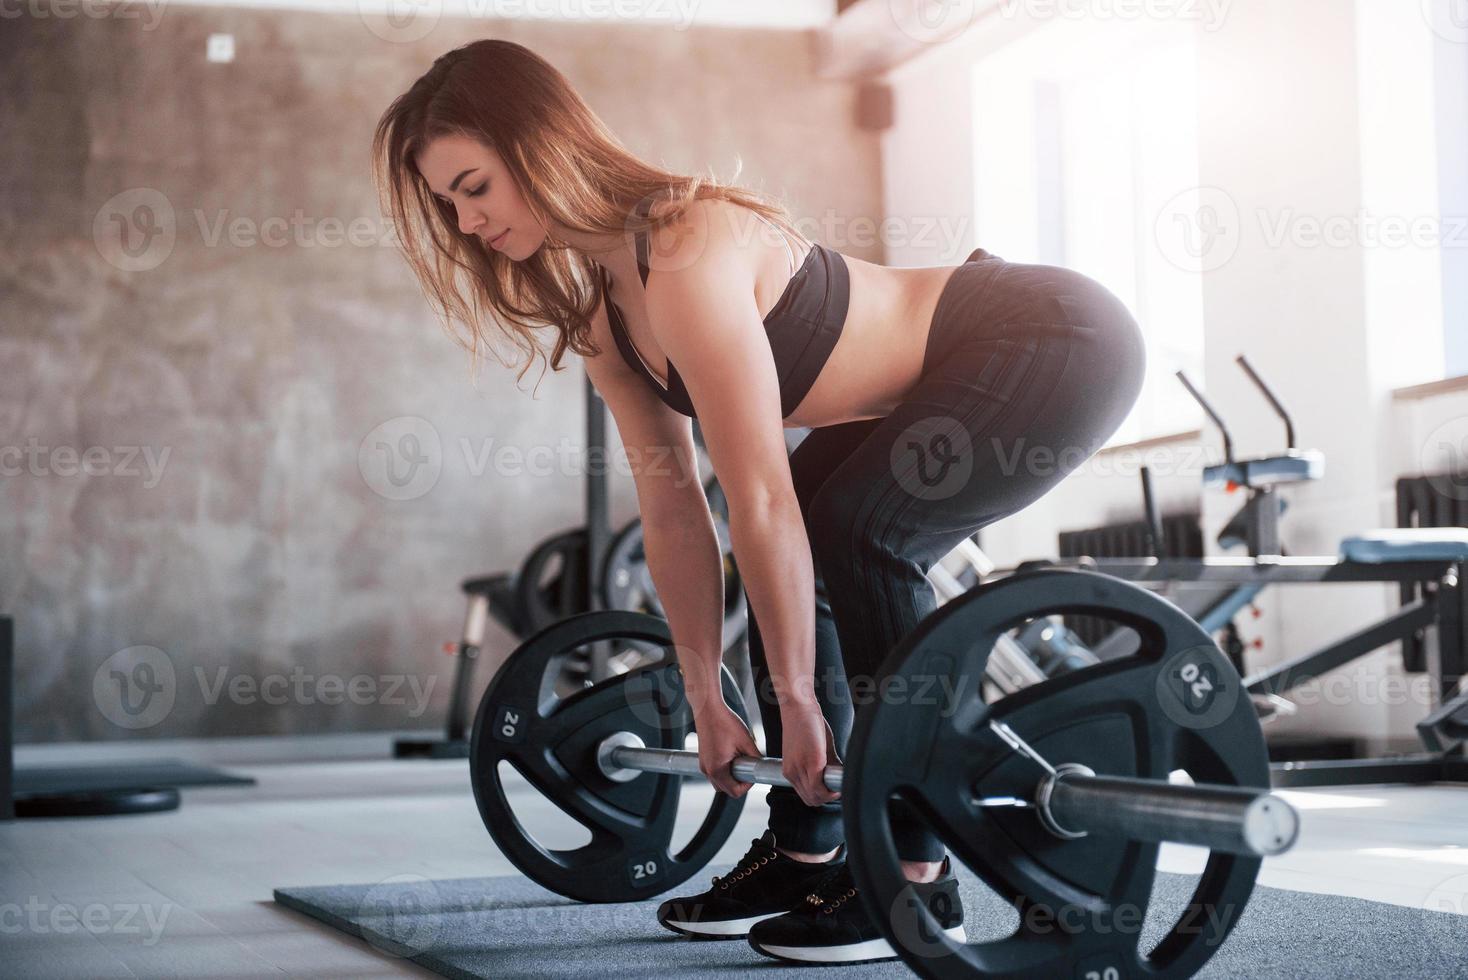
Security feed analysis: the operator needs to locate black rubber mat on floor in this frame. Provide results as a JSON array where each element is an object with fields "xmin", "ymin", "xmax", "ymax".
[{"xmin": 274, "ymin": 865, "xmax": 1468, "ymax": 979}]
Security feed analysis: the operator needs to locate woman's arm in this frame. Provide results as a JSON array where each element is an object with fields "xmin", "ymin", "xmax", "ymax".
[
  {"xmin": 641, "ymin": 202, "xmax": 838, "ymax": 807},
  {"xmin": 583, "ymin": 287, "xmax": 767, "ymax": 797},
  {"xmin": 583, "ymin": 299, "xmax": 723, "ymax": 673}
]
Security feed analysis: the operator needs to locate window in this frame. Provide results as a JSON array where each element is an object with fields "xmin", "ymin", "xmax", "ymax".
[
  {"xmin": 1434, "ymin": 23, "xmax": 1468, "ymax": 378},
  {"xmin": 972, "ymin": 20, "xmax": 1205, "ymax": 446}
]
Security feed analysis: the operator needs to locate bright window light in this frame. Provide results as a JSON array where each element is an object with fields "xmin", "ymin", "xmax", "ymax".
[{"xmin": 972, "ymin": 20, "xmax": 1205, "ymax": 446}]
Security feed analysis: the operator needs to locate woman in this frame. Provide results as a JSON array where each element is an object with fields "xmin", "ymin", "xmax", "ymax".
[{"xmin": 376, "ymin": 39, "xmax": 1145, "ymax": 966}]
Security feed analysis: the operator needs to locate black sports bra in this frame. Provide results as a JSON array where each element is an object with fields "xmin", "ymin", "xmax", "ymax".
[{"xmin": 597, "ymin": 207, "xmax": 851, "ymax": 420}]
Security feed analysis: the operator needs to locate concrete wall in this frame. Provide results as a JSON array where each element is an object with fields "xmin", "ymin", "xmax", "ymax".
[
  {"xmin": 882, "ymin": 0, "xmax": 1465, "ymax": 748},
  {"xmin": 0, "ymin": 10, "xmax": 882, "ymax": 741}
]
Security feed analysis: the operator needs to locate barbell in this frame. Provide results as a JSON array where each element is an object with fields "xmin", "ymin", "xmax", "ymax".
[
  {"xmin": 470, "ymin": 569, "xmax": 1299, "ymax": 979},
  {"xmin": 592, "ymin": 730, "xmax": 1296, "ymax": 857}
]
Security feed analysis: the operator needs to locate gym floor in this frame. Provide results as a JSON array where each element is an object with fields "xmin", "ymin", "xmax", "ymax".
[
  {"xmin": 4, "ymin": 737, "xmax": 1466, "ymax": 978},
  {"xmin": 9, "ymin": 2, "xmax": 1468, "ymax": 979}
]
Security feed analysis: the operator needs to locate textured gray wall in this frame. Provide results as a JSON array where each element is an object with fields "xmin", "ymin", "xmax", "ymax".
[{"xmin": 0, "ymin": 11, "xmax": 882, "ymax": 742}]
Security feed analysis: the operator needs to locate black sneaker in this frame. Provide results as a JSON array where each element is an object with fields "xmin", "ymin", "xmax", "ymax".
[
  {"xmin": 656, "ymin": 831, "xmax": 844, "ymax": 939},
  {"xmin": 747, "ymin": 857, "xmax": 966, "ymax": 964}
]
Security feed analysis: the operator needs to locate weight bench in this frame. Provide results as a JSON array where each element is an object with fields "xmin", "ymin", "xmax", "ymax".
[
  {"xmin": 1343, "ymin": 529, "xmax": 1468, "ymax": 757},
  {"xmin": 1058, "ymin": 359, "xmax": 1468, "ymax": 788}
]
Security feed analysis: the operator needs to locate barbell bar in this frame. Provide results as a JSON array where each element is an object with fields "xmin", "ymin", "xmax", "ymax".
[
  {"xmin": 594, "ymin": 732, "xmax": 1300, "ymax": 858},
  {"xmin": 1035, "ymin": 765, "xmax": 1301, "ymax": 856},
  {"xmin": 596, "ymin": 732, "xmax": 844, "ymax": 792}
]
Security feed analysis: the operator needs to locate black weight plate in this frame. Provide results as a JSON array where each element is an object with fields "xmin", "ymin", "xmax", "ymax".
[
  {"xmin": 515, "ymin": 529, "xmax": 590, "ymax": 635},
  {"xmin": 845, "ymin": 569, "xmax": 1267, "ymax": 980},
  {"xmin": 601, "ymin": 521, "xmax": 654, "ymax": 614},
  {"xmin": 470, "ymin": 610, "xmax": 749, "ymax": 903},
  {"xmin": 601, "ymin": 518, "xmax": 748, "ymax": 652}
]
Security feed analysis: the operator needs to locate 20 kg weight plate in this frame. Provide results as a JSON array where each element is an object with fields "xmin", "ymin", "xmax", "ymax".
[
  {"xmin": 470, "ymin": 610, "xmax": 749, "ymax": 903},
  {"xmin": 846, "ymin": 569, "xmax": 1268, "ymax": 980}
]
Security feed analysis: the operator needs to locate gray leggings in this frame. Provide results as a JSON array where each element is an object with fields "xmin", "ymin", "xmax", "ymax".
[{"xmin": 747, "ymin": 248, "xmax": 1147, "ymax": 861}]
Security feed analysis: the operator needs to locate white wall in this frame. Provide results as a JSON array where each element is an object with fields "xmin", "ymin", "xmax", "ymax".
[
  {"xmin": 1430, "ymin": 0, "xmax": 1468, "ymax": 377},
  {"xmin": 163, "ymin": 0, "xmax": 836, "ymax": 26},
  {"xmin": 881, "ymin": 0, "xmax": 1464, "ymax": 748}
]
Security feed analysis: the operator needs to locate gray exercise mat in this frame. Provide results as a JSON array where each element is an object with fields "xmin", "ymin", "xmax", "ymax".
[{"xmin": 274, "ymin": 866, "xmax": 1468, "ymax": 979}]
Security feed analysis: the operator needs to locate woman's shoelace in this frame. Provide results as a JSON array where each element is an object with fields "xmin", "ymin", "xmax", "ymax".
[
  {"xmin": 803, "ymin": 865, "xmax": 858, "ymax": 913},
  {"xmin": 711, "ymin": 839, "xmax": 778, "ymax": 890},
  {"xmin": 708, "ymin": 838, "xmax": 857, "ymax": 911}
]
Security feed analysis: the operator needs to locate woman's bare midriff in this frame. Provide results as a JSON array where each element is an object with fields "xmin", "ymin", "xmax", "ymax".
[
  {"xmin": 779, "ymin": 253, "xmax": 960, "ymax": 428},
  {"xmin": 605, "ymin": 232, "xmax": 963, "ymax": 429}
]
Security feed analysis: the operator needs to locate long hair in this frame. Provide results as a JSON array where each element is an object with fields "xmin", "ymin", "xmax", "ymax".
[{"xmin": 373, "ymin": 39, "xmax": 801, "ymax": 384}]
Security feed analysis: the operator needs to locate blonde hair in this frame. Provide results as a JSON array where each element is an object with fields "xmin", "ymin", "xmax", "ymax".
[{"xmin": 373, "ymin": 38, "xmax": 801, "ymax": 383}]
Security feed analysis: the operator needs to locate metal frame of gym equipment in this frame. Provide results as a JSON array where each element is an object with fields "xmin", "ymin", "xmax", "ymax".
[
  {"xmin": 396, "ymin": 377, "xmax": 614, "ymax": 759},
  {"xmin": 2, "ymin": 617, "xmax": 11, "ymax": 820},
  {"xmin": 1056, "ymin": 552, "xmax": 1468, "ymax": 787},
  {"xmin": 1027, "ymin": 357, "xmax": 1468, "ymax": 789}
]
